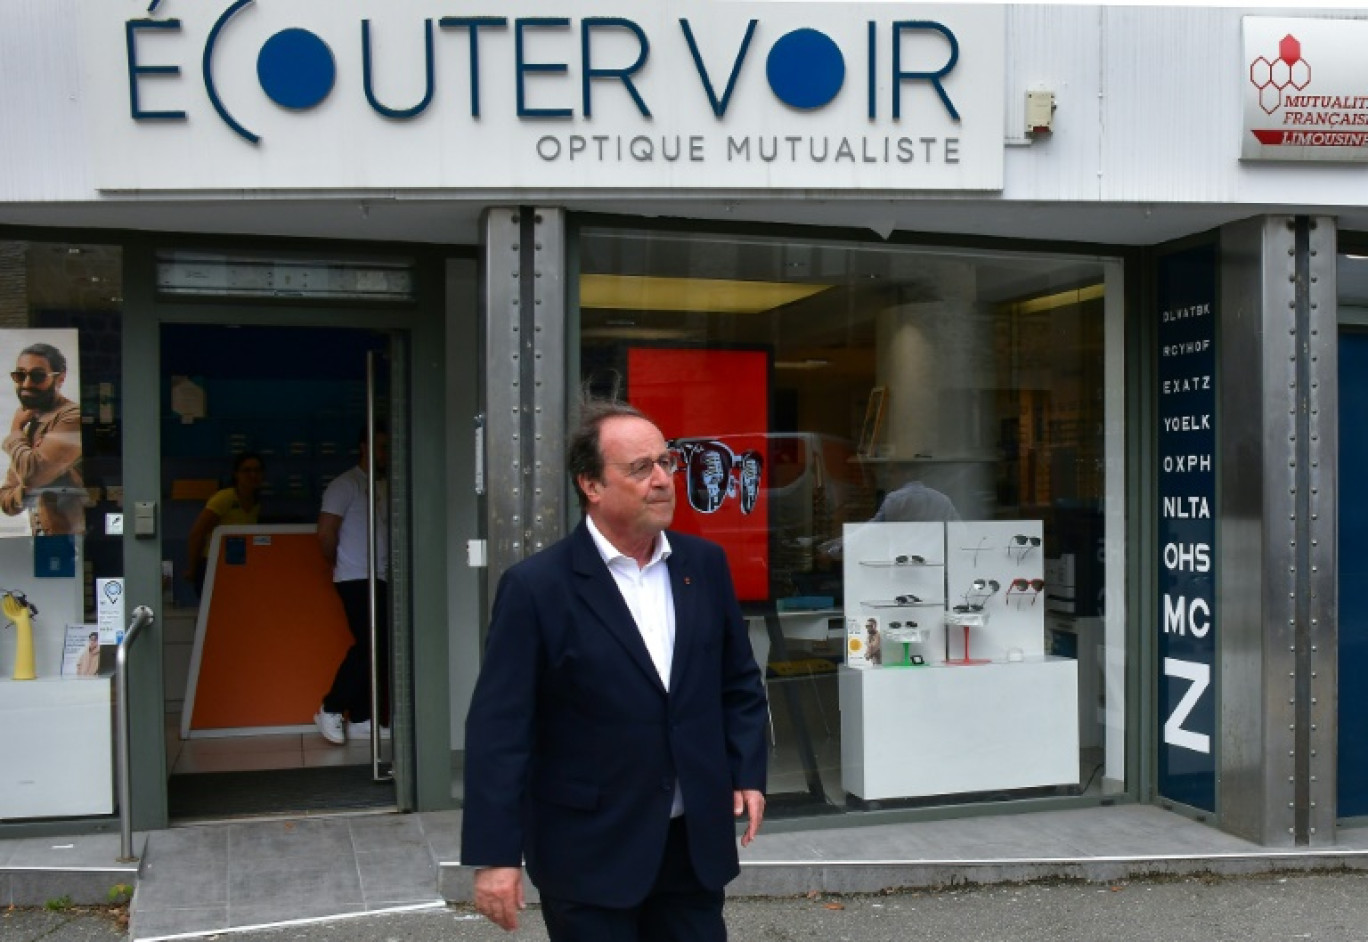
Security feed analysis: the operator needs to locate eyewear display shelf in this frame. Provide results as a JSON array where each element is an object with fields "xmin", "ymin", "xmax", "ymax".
[
  {"xmin": 0, "ymin": 677, "xmax": 114, "ymax": 819},
  {"xmin": 838, "ymin": 658, "xmax": 1078, "ymax": 801}
]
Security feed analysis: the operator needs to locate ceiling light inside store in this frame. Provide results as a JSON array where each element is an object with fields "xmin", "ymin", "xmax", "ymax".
[
  {"xmin": 1007, "ymin": 283, "xmax": 1105, "ymax": 315},
  {"xmin": 581, "ymin": 274, "xmax": 829, "ymax": 314},
  {"xmin": 580, "ymin": 326, "xmax": 697, "ymax": 342}
]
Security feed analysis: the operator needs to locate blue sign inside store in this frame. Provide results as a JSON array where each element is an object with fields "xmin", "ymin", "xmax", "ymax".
[{"xmin": 1155, "ymin": 244, "xmax": 1218, "ymax": 813}]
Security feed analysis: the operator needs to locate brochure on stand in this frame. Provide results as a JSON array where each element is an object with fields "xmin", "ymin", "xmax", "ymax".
[{"xmin": 61, "ymin": 624, "xmax": 111, "ymax": 677}]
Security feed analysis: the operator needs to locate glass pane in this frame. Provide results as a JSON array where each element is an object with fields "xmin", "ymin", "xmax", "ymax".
[
  {"xmin": 0, "ymin": 240, "xmax": 124, "ymax": 636},
  {"xmin": 576, "ymin": 227, "xmax": 1125, "ymax": 817}
]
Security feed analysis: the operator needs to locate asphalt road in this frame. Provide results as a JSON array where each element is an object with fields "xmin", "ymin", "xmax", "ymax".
[{"xmin": 6, "ymin": 871, "xmax": 1368, "ymax": 941}]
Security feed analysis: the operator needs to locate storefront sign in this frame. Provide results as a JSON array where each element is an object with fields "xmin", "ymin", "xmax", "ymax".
[
  {"xmin": 1243, "ymin": 17, "xmax": 1368, "ymax": 162},
  {"xmin": 83, "ymin": 1, "xmax": 1004, "ymax": 191},
  {"xmin": 1156, "ymin": 244, "xmax": 1217, "ymax": 813}
]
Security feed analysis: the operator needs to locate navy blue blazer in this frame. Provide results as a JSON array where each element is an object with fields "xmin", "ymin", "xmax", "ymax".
[{"xmin": 460, "ymin": 522, "xmax": 769, "ymax": 907}]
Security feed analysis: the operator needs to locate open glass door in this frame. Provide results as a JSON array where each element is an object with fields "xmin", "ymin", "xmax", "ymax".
[{"xmin": 161, "ymin": 324, "xmax": 409, "ymax": 820}]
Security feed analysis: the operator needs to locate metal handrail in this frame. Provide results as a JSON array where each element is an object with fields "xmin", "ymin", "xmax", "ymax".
[{"xmin": 116, "ymin": 605, "xmax": 154, "ymax": 864}]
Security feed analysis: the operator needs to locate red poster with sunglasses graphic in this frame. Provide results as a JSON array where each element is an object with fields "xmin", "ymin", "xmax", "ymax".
[{"xmin": 627, "ymin": 347, "xmax": 770, "ymax": 602}]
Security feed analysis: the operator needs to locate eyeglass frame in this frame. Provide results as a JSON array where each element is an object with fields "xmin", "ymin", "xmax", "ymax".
[
  {"xmin": 960, "ymin": 535, "xmax": 989, "ymax": 566},
  {"xmin": 608, "ymin": 454, "xmax": 680, "ymax": 480}
]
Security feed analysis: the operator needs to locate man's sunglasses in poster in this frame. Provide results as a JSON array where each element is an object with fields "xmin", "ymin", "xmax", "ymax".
[{"xmin": 10, "ymin": 369, "xmax": 61, "ymax": 385}]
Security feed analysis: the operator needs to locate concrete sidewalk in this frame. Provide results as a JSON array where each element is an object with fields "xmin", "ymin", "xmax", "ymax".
[
  {"xmin": 6, "ymin": 804, "xmax": 1368, "ymax": 941},
  {"xmin": 0, "ymin": 829, "xmax": 140, "ymax": 910}
]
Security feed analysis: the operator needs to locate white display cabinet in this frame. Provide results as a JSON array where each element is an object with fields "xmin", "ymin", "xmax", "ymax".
[
  {"xmin": 0, "ymin": 677, "xmax": 115, "ymax": 819},
  {"xmin": 838, "ymin": 519, "xmax": 1078, "ymax": 800},
  {"xmin": 0, "ymin": 539, "xmax": 114, "ymax": 820},
  {"xmin": 839, "ymin": 659, "xmax": 1079, "ymax": 800}
]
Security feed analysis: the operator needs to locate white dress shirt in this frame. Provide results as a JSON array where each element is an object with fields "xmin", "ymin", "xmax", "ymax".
[{"xmin": 585, "ymin": 516, "xmax": 684, "ymax": 816}]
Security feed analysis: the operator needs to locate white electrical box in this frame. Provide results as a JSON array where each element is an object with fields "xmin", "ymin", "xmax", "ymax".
[
  {"xmin": 1026, "ymin": 90, "xmax": 1055, "ymax": 134},
  {"xmin": 134, "ymin": 500, "xmax": 156, "ymax": 537}
]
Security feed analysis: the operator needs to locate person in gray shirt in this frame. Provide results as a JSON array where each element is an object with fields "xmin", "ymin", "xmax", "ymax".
[
  {"xmin": 870, "ymin": 480, "xmax": 960, "ymax": 524},
  {"xmin": 821, "ymin": 479, "xmax": 959, "ymax": 559}
]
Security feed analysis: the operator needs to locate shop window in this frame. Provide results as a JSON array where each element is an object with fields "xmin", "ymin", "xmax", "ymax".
[
  {"xmin": 0, "ymin": 240, "xmax": 124, "ymax": 820},
  {"xmin": 576, "ymin": 226, "xmax": 1125, "ymax": 818}
]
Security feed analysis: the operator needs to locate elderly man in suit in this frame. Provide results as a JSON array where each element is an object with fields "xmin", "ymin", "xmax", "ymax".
[{"xmin": 461, "ymin": 399, "xmax": 769, "ymax": 941}]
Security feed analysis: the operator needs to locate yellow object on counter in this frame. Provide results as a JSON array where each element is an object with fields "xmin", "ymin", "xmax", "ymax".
[{"xmin": 3, "ymin": 592, "xmax": 36, "ymax": 681}]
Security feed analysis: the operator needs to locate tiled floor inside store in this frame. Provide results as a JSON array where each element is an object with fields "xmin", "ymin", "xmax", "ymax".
[{"xmin": 165, "ymin": 716, "xmax": 384, "ymax": 776}]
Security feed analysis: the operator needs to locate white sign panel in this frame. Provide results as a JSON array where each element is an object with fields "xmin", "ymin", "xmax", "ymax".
[
  {"xmin": 1242, "ymin": 16, "xmax": 1368, "ymax": 162},
  {"xmin": 96, "ymin": 577, "xmax": 126, "ymax": 643},
  {"xmin": 82, "ymin": 1, "xmax": 1004, "ymax": 192}
]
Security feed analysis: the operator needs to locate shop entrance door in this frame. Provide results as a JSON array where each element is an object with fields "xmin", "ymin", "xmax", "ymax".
[
  {"xmin": 1339, "ymin": 329, "xmax": 1368, "ymax": 818},
  {"xmin": 159, "ymin": 323, "xmax": 409, "ymax": 821}
]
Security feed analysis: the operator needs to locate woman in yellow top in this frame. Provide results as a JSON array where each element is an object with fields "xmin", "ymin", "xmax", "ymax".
[{"xmin": 185, "ymin": 452, "xmax": 265, "ymax": 599}]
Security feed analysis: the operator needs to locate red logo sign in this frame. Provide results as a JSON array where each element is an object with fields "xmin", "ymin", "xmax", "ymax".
[
  {"xmin": 1248, "ymin": 33, "xmax": 1368, "ymax": 148},
  {"xmin": 1249, "ymin": 34, "xmax": 1310, "ymax": 116}
]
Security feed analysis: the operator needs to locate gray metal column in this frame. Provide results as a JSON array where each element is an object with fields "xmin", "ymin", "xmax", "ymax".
[
  {"xmin": 483, "ymin": 207, "xmax": 567, "ymax": 591},
  {"xmin": 1217, "ymin": 215, "xmax": 1337, "ymax": 846},
  {"xmin": 1304, "ymin": 217, "xmax": 1338, "ymax": 844}
]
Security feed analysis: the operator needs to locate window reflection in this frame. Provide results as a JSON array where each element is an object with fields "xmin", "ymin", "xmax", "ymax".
[{"xmin": 577, "ymin": 227, "xmax": 1122, "ymax": 816}]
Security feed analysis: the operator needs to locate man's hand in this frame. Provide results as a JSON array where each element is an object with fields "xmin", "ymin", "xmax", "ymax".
[
  {"xmin": 473, "ymin": 866, "xmax": 525, "ymax": 931},
  {"xmin": 734, "ymin": 789, "xmax": 766, "ymax": 846},
  {"xmin": 10, "ymin": 408, "xmax": 34, "ymax": 436}
]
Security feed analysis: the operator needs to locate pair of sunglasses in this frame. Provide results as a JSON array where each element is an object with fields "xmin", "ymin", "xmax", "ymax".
[
  {"xmin": 861, "ymin": 595, "xmax": 923, "ymax": 608},
  {"xmin": 10, "ymin": 369, "xmax": 60, "ymax": 385},
  {"xmin": 1006, "ymin": 578, "xmax": 1045, "ymax": 604}
]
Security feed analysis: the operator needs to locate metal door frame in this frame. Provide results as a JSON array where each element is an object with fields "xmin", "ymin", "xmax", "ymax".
[{"xmin": 121, "ymin": 243, "xmax": 448, "ymax": 827}]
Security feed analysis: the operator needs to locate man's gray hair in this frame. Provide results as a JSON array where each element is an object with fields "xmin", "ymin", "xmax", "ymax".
[{"xmin": 567, "ymin": 398, "xmax": 652, "ymax": 510}]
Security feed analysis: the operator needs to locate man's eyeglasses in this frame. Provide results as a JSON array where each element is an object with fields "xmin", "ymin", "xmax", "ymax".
[
  {"xmin": 611, "ymin": 455, "xmax": 680, "ymax": 480},
  {"xmin": 10, "ymin": 369, "xmax": 60, "ymax": 385}
]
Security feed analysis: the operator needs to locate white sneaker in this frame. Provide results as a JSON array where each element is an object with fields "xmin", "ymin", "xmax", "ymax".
[
  {"xmin": 314, "ymin": 707, "xmax": 345, "ymax": 745},
  {"xmin": 348, "ymin": 719, "xmax": 390, "ymax": 739}
]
